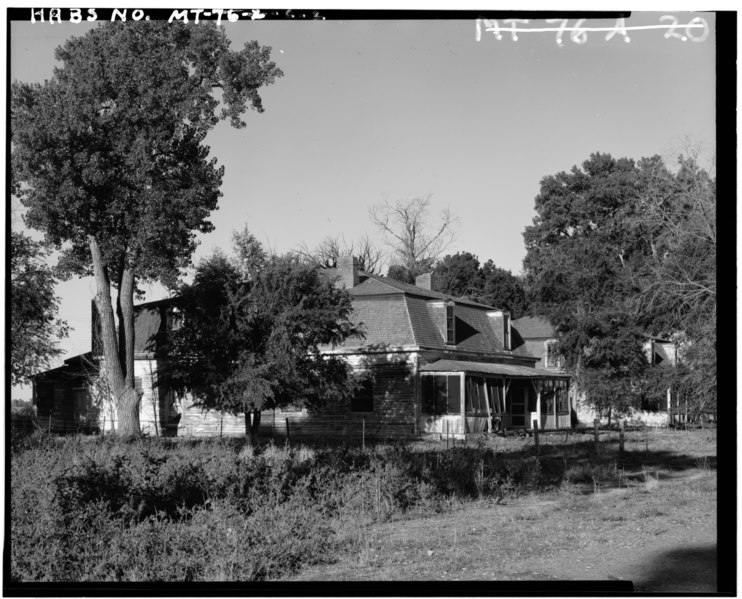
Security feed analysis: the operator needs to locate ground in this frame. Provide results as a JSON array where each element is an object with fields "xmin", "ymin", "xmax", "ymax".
[{"xmin": 290, "ymin": 433, "xmax": 718, "ymax": 592}]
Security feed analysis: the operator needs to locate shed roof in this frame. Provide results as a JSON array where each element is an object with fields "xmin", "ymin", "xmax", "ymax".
[
  {"xmin": 419, "ymin": 359, "xmax": 569, "ymax": 380},
  {"xmin": 512, "ymin": 315, "xmax": 555, "ymax": 339}
]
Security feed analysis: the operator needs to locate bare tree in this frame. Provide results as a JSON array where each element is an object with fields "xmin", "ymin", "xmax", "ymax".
[
  {"xmin": 369, "ymin": 195, "xmax": 457, "ymax": 282},
  {"xmin": 295, "ymin": 235, "xmax": 383, "ymax": 274}
]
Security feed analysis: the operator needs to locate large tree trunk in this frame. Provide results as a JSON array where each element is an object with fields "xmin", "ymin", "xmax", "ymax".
[
  {"xmin": 89, "ymin": 236, "xmax": 140, "ymax": 435},
  {"xmin": 244, "ymin": 409, "xmax": 261, "ymax": 446},
  {"xmin": 116, "ymin": 267, "xmax": 140, "ymax": 434}
]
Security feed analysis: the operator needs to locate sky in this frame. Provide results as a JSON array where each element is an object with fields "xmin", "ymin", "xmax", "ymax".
[{"xmin": 7, "ymin": 10, "xmax": 717, "ymax": 398}]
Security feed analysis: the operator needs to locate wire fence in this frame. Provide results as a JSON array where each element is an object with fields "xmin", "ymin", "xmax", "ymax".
[{"xmin": 10, "ymin": 414, "xmax": 421, "ymax": 445}]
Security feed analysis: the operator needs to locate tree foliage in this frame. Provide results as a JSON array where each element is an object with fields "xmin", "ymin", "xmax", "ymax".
[
  {"xmin": 370, "ymin": 195, "xmax": 457, "ymax": 283},
  {"xmin": 523, "ymin": 153, "xmax": 658, "ymax": 414},
  {"xmin": 161, "ymin": 232, "xmax": 364, "ymax": 444},
  {"xmin": 10, "ymin": 232, "xmax": 69, "ymax": 385},
  {"xmin": 523, "ymin": 151, "xmax": 716, "ymax": 418},
  {"xmin": 432, "ymin": 252, "xmax": 528, "ymax": 317},
  {"xmin": 11, "ymin": 22, "xmax": 282, "ymax": 433}
]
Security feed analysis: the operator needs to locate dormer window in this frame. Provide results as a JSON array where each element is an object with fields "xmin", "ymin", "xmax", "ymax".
[
  {"xmin": 502, "ymin": 312, "xmax": 511, "ymax": 350},
  {"xmin": 446, "ymin": 301, "xmax": 455, "ymax": 345}
]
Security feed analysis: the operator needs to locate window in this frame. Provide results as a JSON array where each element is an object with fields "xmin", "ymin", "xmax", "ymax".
[
  {"xmin": 421, "ymin": 374, "xmax": 461, "ymax": 415},
  {"xmin": 486, "ymin": 380, "xmax": 503, "ymax": 414},
  {"xmin": 545, "ymin": 341, "xmax": 564, "ymax": 369},
  {"xmin": 169, "ymin": 307, "xmax": 183, "ymax": 331},
  {"xmin": 445, "ymin": 302, "xmax": 456, "ymax": 345},
  {"xmin": 465, "ymin": 377, "xmax": 488, "ymax": 415},
  {"xmin": 351, "ymin": 377, "xmax": 374, "ymax": 412},
  {"xmin": 503, "ymin": 313, "xmax": 511, "ymax": 350}
]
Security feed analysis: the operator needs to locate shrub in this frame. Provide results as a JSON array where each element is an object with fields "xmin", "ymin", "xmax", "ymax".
[{"xmin": 11, "ymin": 437, "xmax": 557, "ymax": 581}]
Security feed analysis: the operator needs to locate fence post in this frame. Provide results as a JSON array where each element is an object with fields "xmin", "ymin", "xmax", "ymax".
[
  {"xmin": 619, "ymin": 420, "xmax": 625, "ymax": 454},
  {"xmin": 446, "ymin": 420, "xmax": 449, "ymax": 450},
  {"xmin": 285, "ymin": 418, "xmax": 291, "ymax": 450},
  {"xmin": 362, "ymin": 418, "xmax": 365, "ymax": 450},
  {"xmin": 220, "ymin": 415, "xmax": 223, "ymax": 438},
  {"xmin": 593, "ymin": 418, "xmax": 600, "ymax": 455},
  {"xmin": 533, "ymin": 419, "xmax": 540, "ymax": 456}
]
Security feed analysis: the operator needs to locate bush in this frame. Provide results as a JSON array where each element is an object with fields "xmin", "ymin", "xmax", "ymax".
[{"xmin": 11, "ymin": 437, "xmax": 553, "ymax": 581}]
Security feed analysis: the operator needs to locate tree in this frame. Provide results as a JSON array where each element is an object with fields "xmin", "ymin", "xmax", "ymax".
[
  {"xmin": 523, "ymin": 153, "xmax": 655, "ymax": 415},
  {"xmin": 296, "ymin": 235, "xmax": 383, "ymax": 274},
  {"xmin": 632, "ymin": 152, "xmax": 716, "ymax": 417},
  {"xmin": 431, "ymin": 252, "xmax": 528, "ymax": 317},
  {"xmin": 11, "ymin": 22, "xmax": 282, "ymax": 434},
  {"xmin": 524, "ymin": 150, "xmax": 717, "ymax": 419},
  {"xmin": 10, "ymin": 232, "xmax": 69, "ymax": 385},
  {"xmin": 479, "ymin": 261, "xmax": 528, "ymax": 318},
  {"xmin": 161, "ymin": 232, "xmax": 364, "ymax": 445},
  {"xmin": 431, "ymin": 252, "xmax": 483, "ymax": 299},
  {"xmin": 370, "ymin": 195, "xmax": 457, "ymax": 282}
]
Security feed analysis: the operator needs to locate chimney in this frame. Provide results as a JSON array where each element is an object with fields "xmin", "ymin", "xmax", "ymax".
[
  {"xmin": 336, "ymin": 255, "xmax": 359, "ymax": 289},
  {"xmin": 415, "ymin": 272, "xmax": 435, "ymax": 290}
]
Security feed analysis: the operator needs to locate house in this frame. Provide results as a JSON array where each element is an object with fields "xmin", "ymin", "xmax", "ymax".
[
  {"xmin": 32, "ymin": 257, "xmax": 572, "ymax": 439},
  {"xmin": 32, "ymin": 352, "xmax": 100, "ymax": 433}
]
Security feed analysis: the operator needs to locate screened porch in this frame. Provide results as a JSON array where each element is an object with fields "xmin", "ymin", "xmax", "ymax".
[{"xmin": 418, "ymin": 360, "xmax": 571, "ymax": 435}]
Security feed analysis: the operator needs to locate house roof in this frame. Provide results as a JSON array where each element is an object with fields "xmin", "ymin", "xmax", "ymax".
[
  {"xmin": 334, "ymin": 280, "xmax": 534, "ymax": 359},
  {"xmin": 350, "ymin": 273, "xmax": 498, "ymax": 309},
  {"xmin": 511, "ymin": 315, "xmax": 555, "ymax": 339},
  {"xmin": 419, "ymin": 359, "xmax": 569, "ymax": 380},
  {"xmin": 33, "ymin": 352, "xmax": 94, "ymax": 381}
]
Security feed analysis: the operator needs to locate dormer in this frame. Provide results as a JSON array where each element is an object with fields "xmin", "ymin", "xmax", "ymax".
[
  {"xmin": 427, "ymin": 299, "xmax": 456, "ymax": 345},
  {"xmin": 487, "ymin": 309, "xmax": 512, "ymax": 351}
]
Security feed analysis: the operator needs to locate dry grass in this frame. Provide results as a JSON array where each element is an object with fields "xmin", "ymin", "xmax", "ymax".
[{"xmin": 291, "ymin": 428, "xmax": 717, "ymax": 585}]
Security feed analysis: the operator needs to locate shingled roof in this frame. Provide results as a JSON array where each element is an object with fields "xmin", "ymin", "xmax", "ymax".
[
  {"xmin": 350, "ymin": 273, "xmax": 498, "ymax": 309},
  {"xmin": 511, "ymin": 315, "xmax": 556, "ymax": 339},
  {"xmin": 331, "ymin": 272, "xmax": 533, "ymax": 359}
]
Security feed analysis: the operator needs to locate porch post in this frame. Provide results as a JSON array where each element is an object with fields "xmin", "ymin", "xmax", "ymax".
[
  {"xmin": 460, "ymin": 373, "xmax": 466, "ymax": 436},
  {"xmin": 483, "ymin": 379, "xmax": 492, "ymax": 432},
  {"xmin": 553, "ymin": 381, "xmax": 558, "ymax": 426},
  {"xmin": 536, "ymin": 389, "xmax": 542, "ymax": 429}
]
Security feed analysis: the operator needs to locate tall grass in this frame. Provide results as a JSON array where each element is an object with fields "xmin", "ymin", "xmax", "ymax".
[
  {"xmin": 11, "ymin": 435, "xmax": 550, "ymax": 582},
  {"xmin": 10, "ymin": 427, "xmax": 716, "ymax": 582}
]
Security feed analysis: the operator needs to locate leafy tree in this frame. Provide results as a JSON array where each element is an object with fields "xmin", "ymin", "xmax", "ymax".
[
  {"xmin": 161, "ymin": 233, "xmax": 364, "ymax": 445},
  {"xmin": 431, "ymin": 252, "xmax": 528, "ymax": 317},
  {"xmin": 10, "ymin": 232, "xmax": 69, "ymax": 385},
  {"xmin": 11, "ymin": 22, "xmax": 282, "ymax": 434},
  {"xmin": 524, "ymin": 150, "xmax": 717, "ymax": 419},
  {"xmin": 370, "ymin": 195, "xmax": 457, "ymax": 282},
  {"xmin": 479, "ymin": 261, "xmax": 528, "ymax": 318},
  {"xmin": 633, "ymin": 153, "xmax": 716, "ymax": 417},
  {"xmin": 523, "ymin": 153, "xmax": 654, "ymax": 415},
  {"xmin": 431, "ymin": 252, "xmax": 483, "ymax": 298}
]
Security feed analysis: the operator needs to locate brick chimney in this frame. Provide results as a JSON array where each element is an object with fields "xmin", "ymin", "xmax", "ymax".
[
  {"xmin": 336, "ymin": 255, "xmax": 359, "ymax": 289},
  {"xmin": 415, "ymin": 272, "xmax": 435, "ymax": 290}
]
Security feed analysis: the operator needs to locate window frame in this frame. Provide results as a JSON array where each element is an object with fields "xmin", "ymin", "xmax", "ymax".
[
  {"xmin": 350, "ymin": 375, "xmax": 375, "ymax": 413},
  {"xmin": 445, "ymin": 301, "xmax": 456, "ymax": 345},
  {"xmin": 502, "ymin": 312, "xmax": 511, "ymax": 350},
  {"xmin": 420, "ymin": 373, "xmax": 462, "ymax": 415}
]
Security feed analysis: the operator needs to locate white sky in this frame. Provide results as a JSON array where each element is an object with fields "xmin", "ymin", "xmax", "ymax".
[{"xmin": 5, "ymin": 8, "xmax": 718, "ymax": 398}]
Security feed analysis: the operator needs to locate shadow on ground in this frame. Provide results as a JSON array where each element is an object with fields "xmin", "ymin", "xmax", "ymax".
[{"xmin": 632, "ymin": 543, "xmax": 717, "ymax": 592}]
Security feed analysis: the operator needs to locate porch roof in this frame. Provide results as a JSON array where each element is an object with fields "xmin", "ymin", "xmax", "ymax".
[{"xmin": 419, "ymin": 359, "xmax": 570, "ymax": 380}]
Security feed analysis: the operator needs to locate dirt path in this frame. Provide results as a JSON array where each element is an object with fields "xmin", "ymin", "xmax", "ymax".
[{"xmin": 290, "ymin": 468, "xmax": 717, "ymax": 591}]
